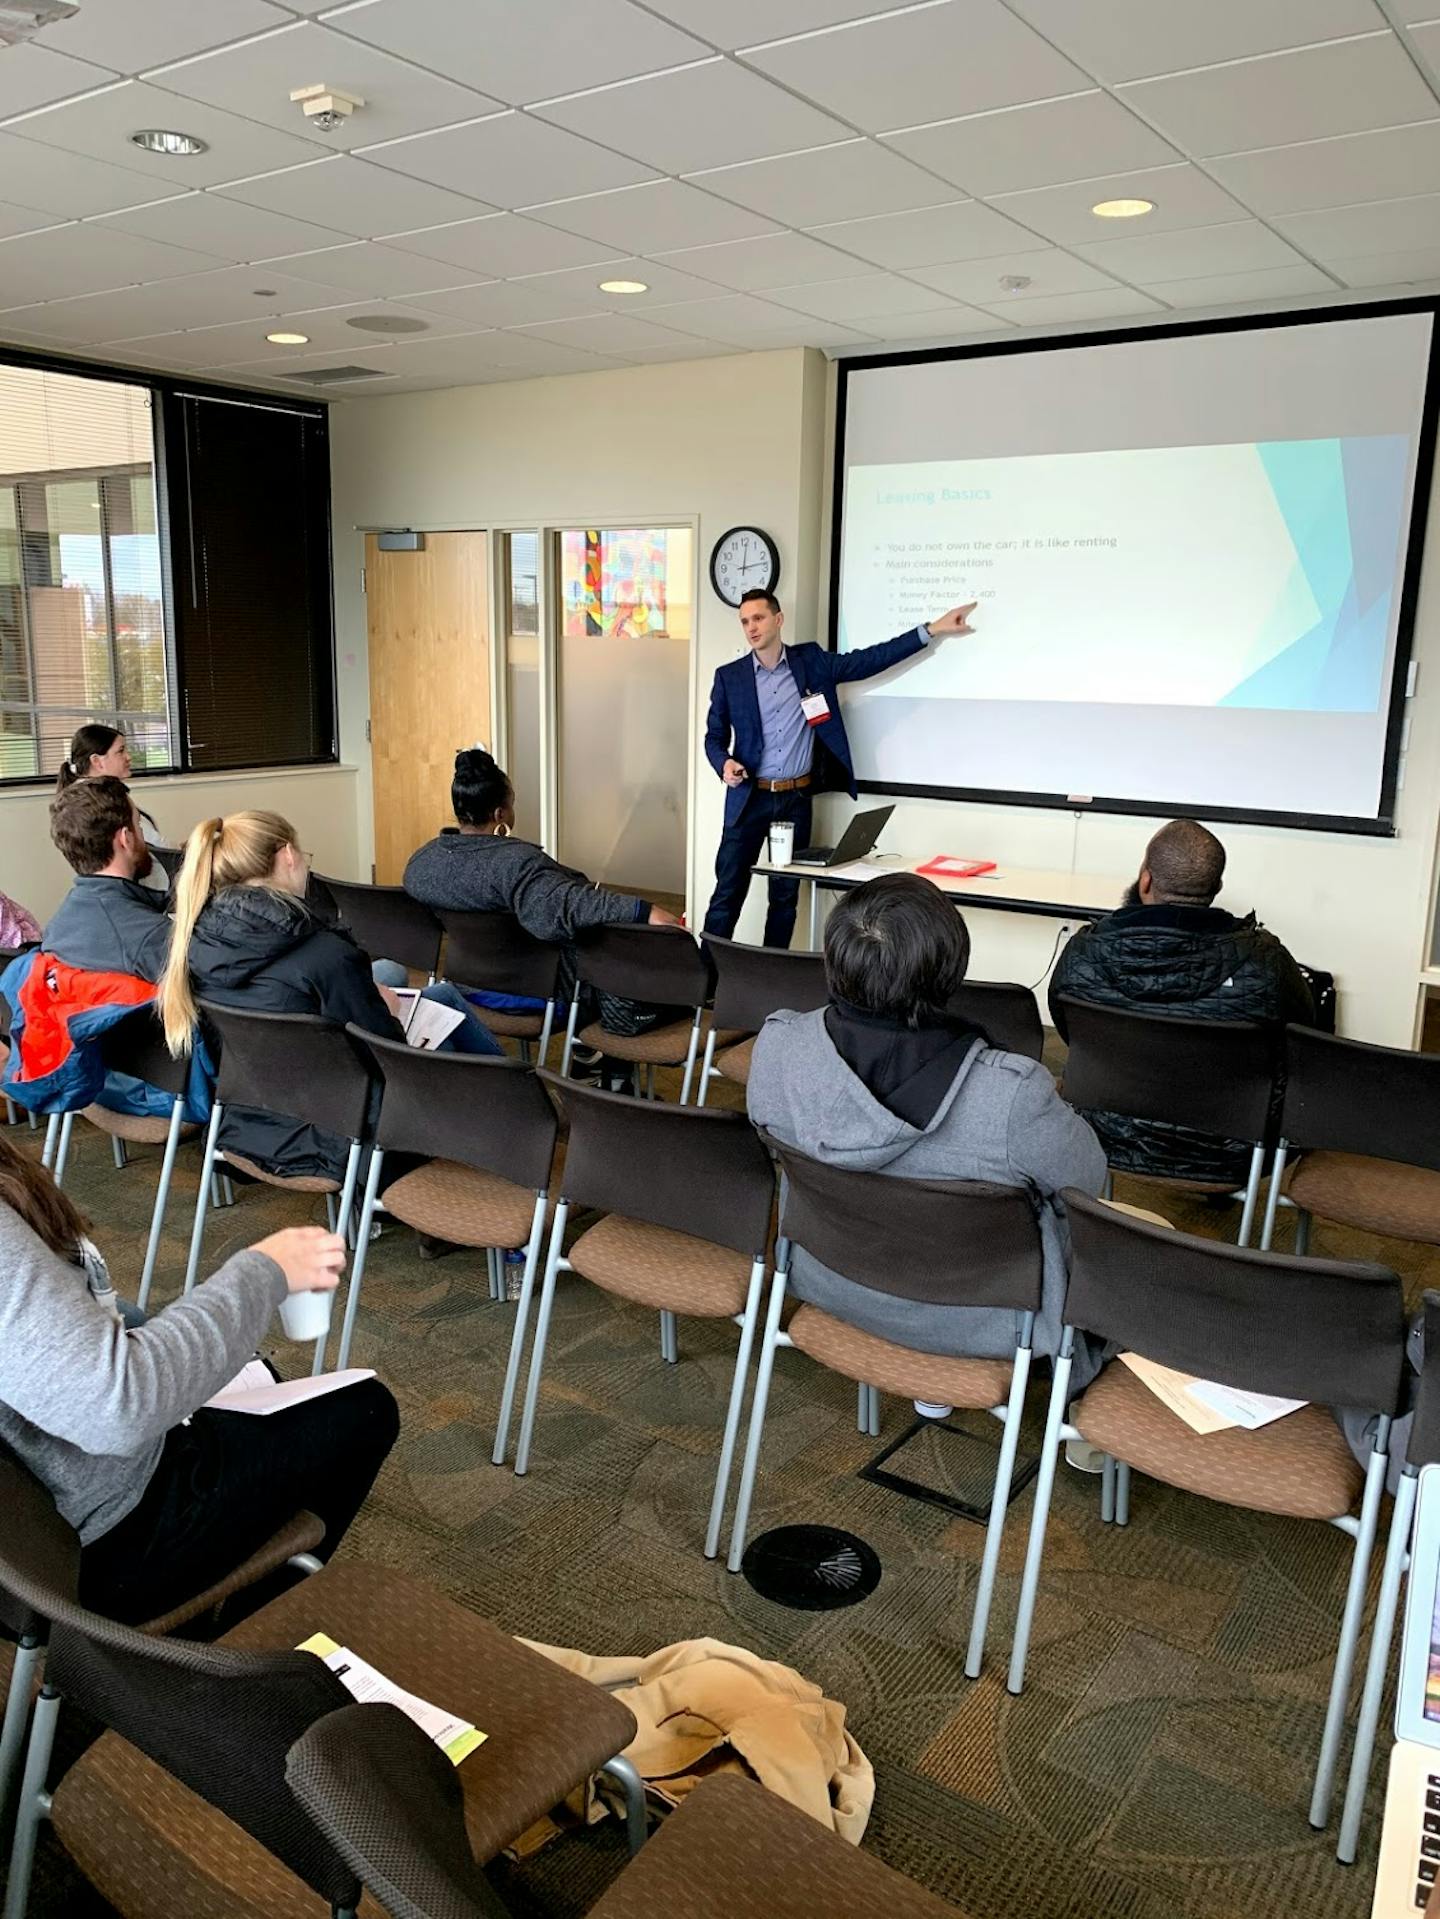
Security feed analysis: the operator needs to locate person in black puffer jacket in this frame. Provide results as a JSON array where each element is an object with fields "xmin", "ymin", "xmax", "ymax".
[{"xmin": 1048, "ymin": 818, "xmax": 1314, "ymax": 1185}]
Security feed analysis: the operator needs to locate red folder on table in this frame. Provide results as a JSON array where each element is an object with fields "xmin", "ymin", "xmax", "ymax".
[{"xmin": 915, "ymin": 855, "xmax": 997, "ymax": 879}]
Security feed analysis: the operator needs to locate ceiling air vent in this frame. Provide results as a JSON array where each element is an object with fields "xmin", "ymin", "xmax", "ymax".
[{"xmin": 282, "ymin": 364, "xmax": 394, "ymax": 386}]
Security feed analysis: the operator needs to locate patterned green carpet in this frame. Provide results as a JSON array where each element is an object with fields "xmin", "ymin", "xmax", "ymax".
[{"xmin": 5, "ymin": 1069, "xmax": 1436, "ymax": 1919}]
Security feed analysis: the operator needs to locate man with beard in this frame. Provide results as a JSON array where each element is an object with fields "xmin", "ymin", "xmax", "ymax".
[{"xmin": 1048, "ymin": 817, "xmax": 1313, "ymax": 1186}]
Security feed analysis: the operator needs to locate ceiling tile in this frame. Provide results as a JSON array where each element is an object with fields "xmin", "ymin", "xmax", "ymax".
[
  {"xmin": 1072, "ymin": 218, "xmax": 1308, "ymax": 282},
  {"xmin": 215, "ymin": 154, "xmax": 490, "ymax": 237},
  {"xmin": 1274, "ymin": 191, "xmax": 1440, "ymax": 260},
  {"xmin": 978, "ymin": 286, "xmax": 1165, "ymax": 325},
  {"xmin": 120, "ymin": 296, "xmax": 481, "ymax": 364},
  {"xmin": 1118, "ymin": 34, "xmax": 1439, "ymax": 158},
  {"xmin": 882, "ymin": 91, "xmax": 1181, "ymax": 197},
  {"xmin": 1006, "ymin": 0, "xmax": 1385, "ymax": 85},
  {"xmin": 1211, "ymin": 123, "xmax": 1440, "ymax": 214},
  {"xmin": 1142, "ymin": 262, "xmax": 1339, "ymax": 307},
  {"xmin": 523, "ymin": 179, "xmax": 777, "ymax": 253},
  {"xmin": 0, "ymin": 221, "xmax": 227, "ymax": 305},
  {"xmin": 324, "ymin": 0, "xmax": 710, "ymax": 106},
  {"xmin": 532, "ymin": 60, "xmax": 849, "ymax": 175},
  {"xmin": 3, "ymin": 79, "xmax": 330, "ymax": 186},
  {"xmin": 36, "ymin": 0, "xmax": 293, "ymax": 75},
  {"xmin": 383, "ymin": 212, "xmax": 616, "ymax": 277},
  {"xmin": 0, "ymin": 132, "xmax": 174, "ymax": 216},
  {"xmin": 638, "ymin": 290, "xmax": 872, "ymax": 344},
  {"xmin": 402, "ymin": 280, "xmax": 599, "ymax": 328},
  {"xmin": 0, "ymin": 42, "xmax": 116, "ymax": 116},
  {"xmin": 853, "ymin": 303, "xmax": 1004, "ymax": 339},
  {"xmin": 360, "ymin": 112, "xmax": 654, "ymax": 205},
  {"xmin": 763, "ymin": 270, "xmax": 950, "ymax": 320},
  {"xmin": 248, "ymin": 239, "xmax": 474, "ymax": 296},
  {"xmin": 1332, "ymin": 246, "xmax": 1440, "ymax": 284},
  {"xmin": 0, "ymin": 200, "xmax": 63, "ymax": 240},
  {"xmin": 908, "ymin": 247, "xmax": 1120, "ymax": 301},
  {"xmin": 1393, "ymin": 0, "xmax": 1440, "ymax": 17},
  {"xmin": 450, "ymin": 328, "xmax": 622, "ymax": 372},
  {"xmin": 689, "ymin": 141, "xmax": 954, "ymax": 227},
  {"xmin": 146, "ymin": 21, "xmax": 500, "ymax": 149},
  {"xmin": 634, "ymin": 0, "xmax": 918, "ymax": 50},
  {"xmin": 613, "ymin": 339, "xmax": 738, "ymax": 362},
  {"xmin": 807, "ymin": 199, "xmax": 1048, "ymax": 267},
  {"xmin": 745, "ymin": 0, "xmax": 1086, "ymax": 136},
  {"xmin": 519, "ymin": 255, "xmax": 734, "ymax": 308},
  {"xmin": 0, "ymin": 263, "xmax": 362, "ymax": 341},
  {"xmin": 651, "ymin": 230, "xmax": 865, "ymax": 289},
  {"xmin": 989, "ymin": 165, "xmax": 1249, "ymax": 245},
  {"xmin": 94, "ymin": 190, "xmax": 352, "ymax": 260},
  {"xmin": 515, "ymin": 310, "xmax": 715, "ymax": 353}
]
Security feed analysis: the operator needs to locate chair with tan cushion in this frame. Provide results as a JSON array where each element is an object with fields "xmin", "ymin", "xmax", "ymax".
[
  {"xmin": 288, "ymin": 1712, "xmax": 965, "ymax": 1919},
  {"xmin": 1008, "ymin": 1190, "xmax": 1407, "ymax": 1842},
  {"xmin": 509, "ymin": 1074, "xmax": 775, "ymax": 1560},
  {"xmin": 436, "ymin": 909, "xmax": 564, "ymax": 1061},
  {"xmin": 728, "ymin": 1132, "xmax": 1047, "ymax": 1682},
  {"xmin": 1260, "ymin": 1025, "xmax": 1440, "ymax": 1255},
  {"xmin": 946, "ymin": 980, "xmax": 1044, "ymax": 1062},
  {"xmin": 560, "ymin": 922, "xmax": 737, "ymax": 1103},
  {"xmin": 696, "ymin": 937, "xmax": 827, "ymax": 1102},
  {"xmin": 314, "ymin": 875, "xmax": 444, "ymax": 980},
  {"xmin": 0, "ymin": 1452, "xmax": 643, "ymax": 1919},
  {"xmin": 338, "ymin": 1037, "xmax": 559, "ymax": 1447}
]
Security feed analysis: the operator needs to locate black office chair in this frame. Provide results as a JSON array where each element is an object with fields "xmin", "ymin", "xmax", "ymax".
[
  {"xmin": 436, "ymin": 909, "xmax": 563, "ymax": 1062},
  {"xmin": 697, "ymin": 936, "xmax": 828, "ymax": 1101},
  {"xmin": 947, "ymin": 980, "xmax": 1044, "ymax": 1062},
  {"xmin": 560, "ymin": 923, "xmax": 735, "ymax": 1104}
]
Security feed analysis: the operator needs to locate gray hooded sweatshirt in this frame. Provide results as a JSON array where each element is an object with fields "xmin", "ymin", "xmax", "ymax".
[{"xmin": 747, "ymin": 1008, "xmax": 1108, "ymax": 1381}]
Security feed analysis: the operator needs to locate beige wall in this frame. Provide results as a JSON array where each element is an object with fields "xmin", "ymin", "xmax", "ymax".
[
  {"xmin": 329, "ymin": 347, "xmax": 827, "ymax": 944},
  {"xmin": 0, "ymin": 766, "xmax": 360, "ymax": 923},
  {"xmin": 329, "ymin": 339, "xmax": 1440, "ymax": 1047}
]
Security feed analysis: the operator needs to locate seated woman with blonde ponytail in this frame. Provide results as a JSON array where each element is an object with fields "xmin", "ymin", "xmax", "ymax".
[{"xmin": 160, "ymin": 810, "xmax": 500, "ymax": 1184}]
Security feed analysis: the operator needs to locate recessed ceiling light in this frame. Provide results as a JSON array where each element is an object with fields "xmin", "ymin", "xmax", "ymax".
[
  {"xmin": 599, "ymin": 278, "xmax": 648, "ymax": 295},
  {"xmin": 130, "ymin": 128, "xmax": 208, "ymax": 157},
  {"xmin": 999, "ymin": 274, "xmax": 1032, "ymax": 293},
  {"xmin": 1091, "ymin": 197, "xmax": 1155, "ymax": 219},
  {"xmin": 266, "ymin": 331, "xmax": 310, "ymax": 346}
]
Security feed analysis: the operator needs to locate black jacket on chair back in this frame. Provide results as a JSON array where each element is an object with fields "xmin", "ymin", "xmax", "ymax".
[
  {"xmin": 1048, "ymin": 901, "xmax": 1315, "ymax": 1185},
  {"xmin": 188, "ymin": 886, "xmax": 401, "ymax": 1181}
]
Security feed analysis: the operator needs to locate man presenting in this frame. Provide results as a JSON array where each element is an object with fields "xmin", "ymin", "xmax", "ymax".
[{"xmin": 703, "ymin": 590, "xmax": 975, "ymax": 946}]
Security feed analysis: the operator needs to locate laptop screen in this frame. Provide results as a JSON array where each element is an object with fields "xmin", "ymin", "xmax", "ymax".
[{"xmin": 1397, "ymin": 1466, "xmax": 1440, "ymax": 1747}]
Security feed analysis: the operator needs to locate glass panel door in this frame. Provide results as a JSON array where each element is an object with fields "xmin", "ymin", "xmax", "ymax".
[{"xmin": 499, "ymin": 529, "xmax": 542, "ymax": 845}]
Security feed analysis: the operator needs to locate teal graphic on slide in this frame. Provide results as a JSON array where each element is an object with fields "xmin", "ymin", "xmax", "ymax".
[{"xmin": 1216, "ymin": 435, "xmax": 1408, "ymax": 713}]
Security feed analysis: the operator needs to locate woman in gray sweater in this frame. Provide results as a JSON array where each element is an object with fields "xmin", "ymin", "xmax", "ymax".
[{"xmin": 0, "ymin": 1135, "xmax": 398, "ymax": 1624}]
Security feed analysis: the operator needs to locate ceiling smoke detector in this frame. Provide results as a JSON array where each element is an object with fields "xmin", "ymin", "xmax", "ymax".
[
  {"xmin": 345, "ymin": 314, "xmax": 428, "ymax": 333},
  {"xmin": 0, "ymin": 2, "xmax": 78, "ymax": 46},
  {"xmin": 999, "ymin": 274, "xmax": 1032, "ymax": 293},
  {"xmin": 290, "ymin": 83, "xmax": 364, "ymax": 133}
]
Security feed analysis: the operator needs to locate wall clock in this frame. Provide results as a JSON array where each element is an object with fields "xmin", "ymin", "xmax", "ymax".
[{"xmin": 709, "ymin": 526, "xmax": 780, "ymax": 607}]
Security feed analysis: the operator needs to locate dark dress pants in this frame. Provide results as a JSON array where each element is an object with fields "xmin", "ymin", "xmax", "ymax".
[{"xmin": 703, "ymin": 788, "xmax": 813, "ymax": 950}]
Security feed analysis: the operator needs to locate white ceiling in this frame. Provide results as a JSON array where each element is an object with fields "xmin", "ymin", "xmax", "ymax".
[{"xmin": 2, "ymin": 0, "xmax": 1440, "ymax": 395}]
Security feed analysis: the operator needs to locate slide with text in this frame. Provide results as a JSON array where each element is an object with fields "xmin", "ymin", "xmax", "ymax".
[{"xmin": 838, "ymin": 435, "xmax": 1408, "ymax": 715}]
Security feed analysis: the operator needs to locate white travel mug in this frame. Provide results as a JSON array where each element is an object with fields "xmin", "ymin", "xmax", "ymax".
[
  {"xmin": 768, "ymin": 820, "xmax": 795, "ymax": 866},
  {"xmin": 277, "ymin": 1288, "xmax": 335, "ymax": 1343}
]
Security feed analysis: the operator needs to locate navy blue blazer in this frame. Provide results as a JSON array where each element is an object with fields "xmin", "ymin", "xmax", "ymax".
[{"xmin": 705, "ymin": 629, "xmax": 927, "ymax": 826}]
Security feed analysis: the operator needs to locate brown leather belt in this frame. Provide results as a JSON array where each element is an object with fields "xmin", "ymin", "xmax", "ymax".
[{"xmin": 754, "ymin": 774, "xmax": 812, "ymax": 793}]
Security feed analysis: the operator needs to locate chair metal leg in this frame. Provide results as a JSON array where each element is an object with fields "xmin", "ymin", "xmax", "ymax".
[
  {"xmin": 3, "ymin": 1096, "xmax": 14, "ymax": 1126},
  {"xmin": 41, "ymin": 1112, "xmax": 59, "ymax": 1170},
  {"xmin": 856, "ymin": 1380, "xmax": 869, "ymax": 1434},
  {"xmin": 288, "ymin": 1552, "xmax": 325, "ymax": 1577},
  {"xmin": 695, "ymin": 1029, "xmax": 717, "ymax": 1108},
  {"xmin": 513, "ymin": 1206, "xmax": 571, "ymax": 1478},
  {"xmin": 1260, "ymin": 1141, "xmax": 1289, "ymax": 1250},
  {"xmin": 52, "ymin": 1110, "xmax": 74, "ymax": 1187},
  {"xmin": 336, "ymin": 1150, "xmax": 385, "ymax": 1372},
  {"xmin": 1101, "ymin": 1453, "xmax": 1116, "ymax": 1524},
  {"xmin": 537, "ymin": 1000, "xmax": 556, "ymax": 1070},
  {"xmin": 111, "ymin": 1132, "xmax": 127, "ymax": 1169},
  {"xmin": 486, "ymin": 1246, "xmax": 502, "ymax": 1301},
  {"xmin": 3, "ymin": 1684, "xmax": 60, "ymax": 1919},
  {"xmin": 493, "ymin": 1192, "xmax": 550, "ymax": 1467},
  {"xmin": 0, "ymin": 1639, "xmax": 42, "ymax": 1836},
  {"xmin": 220, "ymin": 1173, "xmax": 235, "ymax": 1207},
  {"xmin": 659, "ymin": 1309, "xmax": 678, "ymax": 1363},
  {"xmin": 1236, "ymin": 1142, "xmax": 1264, "ymax": 1247},
  {"xmin": 136, "ymin": 1097, "xmax": 185, "ymax": 1312},
  {"xmin": 1294, "ymin": 1208, "xmax": 1312, "ymax": 1257},
  {"xmin": 1101, "ymin": 1168, "xmax": 1114, "ymax": 1201},
  {"xmin": 1338, "ymin": 1467, "xmax": 1417, "ymax": 1863},
  {"xmin": 678, "ymin": 1011, "xmax": 703, "ymax": 1105},
  {"xmin": 325, "ymin": 1192, "xmax": 338, "ymax": 1234},
  {"xmin": 27, "ymin": 1108, "xmax": 37, "ymax": 1132},
  {"xmin": 1007, "ymin": 1336, "xmax": 1074, "ymax": 1695},
  {"xmin": 705, "ymin": 1261, "xmax": 766, "ymax": 1560},
  {"xmin": 559, "ymin": 994, "xmax": 581, "ymax": 1077},
  {"xmin": 1114, "ymin": 1459, "xmax": 1131, "ymax": 1526},
  {"xmin": 1310, "ymin": 1431, "xmax": 1392, "ymax": 1830},
  {"xmin": 314, "ymin": 1140, "xmax": 362, "ymax": 1374},
  {"xmin": 965, "ymin": 1339, "xmax": 1034, "ymax": 1680},
  {"xmin": 726, "ymin": 1264, "xmax": 789, "ymax": 1573},
  {"xmin": 183, "ymin": 1104, "xmax": 225, "ymax": 1295},
  {"xmin": 601, "ymin": 1753, "xmax": 647, "ymax": 1857}
]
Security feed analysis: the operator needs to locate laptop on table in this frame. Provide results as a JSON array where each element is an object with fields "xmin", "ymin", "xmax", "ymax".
[
  {"xmin": 790, "ymin": 805, "xmax": 894, "ymax": 869},
  {"xmin": 1373, "ymin": 1465, "xmax": 1440, "ymax": 1914}
]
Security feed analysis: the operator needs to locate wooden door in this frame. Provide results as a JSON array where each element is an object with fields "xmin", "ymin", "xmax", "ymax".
[{"xmin": 365, "ymin": 532, "xmax": 489, "ymax": 883}]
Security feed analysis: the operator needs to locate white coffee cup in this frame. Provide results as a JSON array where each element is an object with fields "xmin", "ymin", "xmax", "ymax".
[
  {"xmin": 277, "ymin": 1288, "xmax": 335, "ymax": 1343},
  {"xmin": 768, "ymin": 820, "xmax": 795, "ymax": 866}
]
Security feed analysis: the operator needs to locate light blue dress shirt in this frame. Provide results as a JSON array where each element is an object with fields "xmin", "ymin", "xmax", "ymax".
[{"xmin": 751, "ymin": 630, "xmax": 931, "ymax": 781}]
